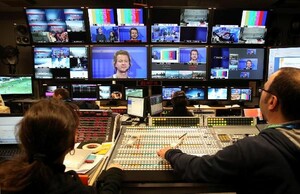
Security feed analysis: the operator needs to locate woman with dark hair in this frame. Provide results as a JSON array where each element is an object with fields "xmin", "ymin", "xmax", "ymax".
[{"xmin": 0, "ymin": 99, "xmax": 123, "ymax": 194}]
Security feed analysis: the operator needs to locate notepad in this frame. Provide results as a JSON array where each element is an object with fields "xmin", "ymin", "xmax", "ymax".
[{"xmin": 63, "ymin": 148, "xmax": 93, "ymax": 169}]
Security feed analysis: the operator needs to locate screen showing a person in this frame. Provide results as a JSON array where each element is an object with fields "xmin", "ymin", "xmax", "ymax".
[
  {"xmin": 91, "ymin": 46, "xmax": 147, "ymax": 79},
  {"xmin": 211, "ymin": 9, "xmax": 267, "ymax": 44},
  {"xmin": 125, "ymin": 87, "xmax": 144, "ymax": 100},
  {"xmin": 127, "ymin": 96, "xmax": 145, "ymax": 118},
  {"xmin": 207, "ymin": 87, "xmax": 228, "ymax": 100},
  {"xmin": 162, "ymin": 86, "xmax": 182, "ymax": 100},
  {"xmin": 88, "ymin": 8, "xmax": 118, "ymax": 43},
  {"xmin": 230, "ymin": 87, "xmax": 252, "ymax": 101},
  {"xmin": 25, "ymin": 8, "xmax": 87, "ymax": 43},
  {"xmin": 0, "ymin": 76, "xmax": 33, "ymax": 96},
  {"xmin": 149, "ymin": 95, "xmax": 163, "ymax": 116},
  {"xmin": 151, "ymin": 46, "xmax": 207, "ymax": 80},
  {"xmin": 151, "ymin": 8, "xmax": 209, "ymax": 43},
  {"xmin": 98, "ymin": 84, "xmax": 123, "ymax": 100},
  {"xmin": 71, "ymin": 84, "xmax": 97, "ymax": 101},
  {"xmin": 210, "ymin": 47, "xmax": 264, "ymax": 80},
  {"xmin": 184, "ymin": 86, "xmax": 206, "ymax": 100},
  {"xmin": 268, "ymin": 47, "xmax": 300, "ymax": 79},
  {"xmin": 33, "ymin": 46, "xmax": 88, "ymax": 79},
  {"xmin": 42, "ymin": 84, "xmax": 69, "ymax": 98}
]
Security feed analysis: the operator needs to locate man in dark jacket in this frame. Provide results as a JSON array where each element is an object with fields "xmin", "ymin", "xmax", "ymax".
[{"xmin": 157, "ymin": 67, "xmax": 300, "ymax": 194}]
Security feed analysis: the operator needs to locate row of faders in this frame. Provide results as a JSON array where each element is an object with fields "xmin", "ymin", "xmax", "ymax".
[{"xmin": 111, "ymin": 126, "xmax": 223, "ymax": 170}]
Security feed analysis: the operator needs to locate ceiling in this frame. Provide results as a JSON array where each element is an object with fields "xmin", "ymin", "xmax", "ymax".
[{"xmin": 0, "ymin": 0, "xmax": 299, "ymax": 13}]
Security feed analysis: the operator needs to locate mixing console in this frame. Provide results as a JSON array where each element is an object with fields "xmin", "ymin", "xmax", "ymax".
[
  {"xmin": 76, "ymin": 110, "xmax": 120, "ymax": 143},
  {"xmin": 110, "ymin": 126, "xmax": 221, "ymax": 171}
]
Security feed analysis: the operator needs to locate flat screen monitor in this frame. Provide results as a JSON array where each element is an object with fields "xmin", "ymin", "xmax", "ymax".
[
  {"xmin": 91, "ymin": 46, "xmax": 148, "ymax": 79},
  {"xmin": 0, "ymin": 75, "xmax": 33, "ymax": 97},
  {"xmin": 184, "ymin": 86, "xmax": 206, "ymax": 100},
  {"xmin": 162, "ymin": 86, "xmax": 182, "ymax": 100},
  {"xmin": 42, "ymin": 84, "xmax": 70, "ymax": 98},
  {"xmin": 127, "ymin": 96, "xmax": 146, "ymax": 118},
  {"xmin": 268, "ymin": 47, "xmax": 300, "ymax": 79},
  {"xmin": 149, "ymin": 95, "xmax": 163, "ymax": 116},
  {"xmin": 210, "ymin": 47, "xmax": 264, "ymax": 80},
  {"xmin": 118, "ymin": 26, "xmax": 147, "ymax": 43},
  {"xmin": 25, "ymin": 8, "xmax": 87, "ymax": 44},
  {"xmin": 212, "ymin": 9, "xmax": 268, "ymax": 45},
  {"xmin": 98, "ymin": 84, "xmax": 123, "ymax": 100},
  {"xmin": 33, "ymin": 46, "xmax": 88, "ymax": 80},
  {"xmin": 125, "ymin": 87, "xmax": 144, "ymax": 100},
  {"xmin": 117, "ymin": 8, "xmax": 144, "ymax": 26},
  {"xmin": 71, "ymin": 84, "xmax": 98, "ymax": 101},
  {"xmin": 150, "ymin": 8, "xmax": 209, "ymax": 43},
  {"xmin": 230, "ymin": 87, "xmax": 252, "ymax": 102},
  {"xmin": 151, "ymin": 46, "xmax": 207, "ymax": 80},
  {"xmin": 207, "ymin": 87, "xmax": 228, "ymax": 101}
]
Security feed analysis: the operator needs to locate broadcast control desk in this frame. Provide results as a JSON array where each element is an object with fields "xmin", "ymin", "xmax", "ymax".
[{"xmin": 99, "ymin": 117, "xmax": 259, "ymax": 194}]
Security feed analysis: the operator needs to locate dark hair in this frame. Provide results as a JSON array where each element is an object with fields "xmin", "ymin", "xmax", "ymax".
[
  {"xmin": 0, "ymin": 99, "xmax": 79, "ymax": 192},
  {"xmin": 268, "ymin": 67, "xmax": 300, "ymax": 120},
  {"xmin": 54, "ymin": 88, "xmax": 70, "ymax": 100}
]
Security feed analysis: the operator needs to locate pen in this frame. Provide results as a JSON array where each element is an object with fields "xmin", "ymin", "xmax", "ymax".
[{"xmin": 178, "ymin": 133, "xmax": 187, "ymax": 140}]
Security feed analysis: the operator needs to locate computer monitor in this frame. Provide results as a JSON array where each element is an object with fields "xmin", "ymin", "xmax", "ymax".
[
  {"xmin": 230, "ymin": 87, "xmax": 252, "ymax": 102},
  {"xmin": 267, "ymin": 47, "xmax": 300, "ymax": 79},
  {"xmin": 71, "ymin": 84, "xmax": 98, "ymax": 101},
  {"xmin": 0, "ymin": 75, "xmax": 33, "ymax": 98},
  {"xmin": 124, "ymin": 87, "xmax": 144, "ymax": 100},
  {"xmin": 33, "ymin": 46, "xmax": 89, "ymax": 80},
  {"xmin": 210, "ymin": 47, "xmax": 265, "ymax": 80},
  {"xmin": 42, "ymin": 84, "xmax": 70, "ymax": 98},
  {"xmin": 149, "ymin": 95, "xmax": 163, "ymax": 116},
  {"xmin": 162, "ymin": 86, "xmax": 182, "ymax": 100},
  {"xmin": 151, "ymin": 46, "xmax": 207, "ymax": 80},
  {"xmin": 207, "ymin": 87, "xmax": 228, "ymax": 101},
  {"xmin": 91, "ymin": 46, "xmax": 148, "ymax": 79},
  {"xmin": 127, "ymin": 96, "xmax": 146, "ymax": 118},
  {"xmin": 184, "ymin": 86, "xmax": 206, "ymax": 100},
  {"xmin": 25, "ymin": 8, "xmax": 87, "ymax": 44},
  {"xmin": 98, "ymin": 84, "xmax": 123, "ymax": 100}
]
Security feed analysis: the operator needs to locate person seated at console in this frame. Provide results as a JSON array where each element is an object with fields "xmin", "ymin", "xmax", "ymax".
[
  {"xmin": 53, "ymin": 88, "xmax": 70, "ymax": 101},
  {"xmin": 166, "ymin": 91, "xmax": 193, "ymax": 116}
]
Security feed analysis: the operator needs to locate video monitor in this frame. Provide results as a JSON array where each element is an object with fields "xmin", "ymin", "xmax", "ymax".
[
  {"xmin": 124, "ymin": 87, "xmax": 144, "ymax": 100},
  {"xmin": 211, "ymin": 26, "xmax": 241, "ymax": 44},
  {"xmin": 212, "ymin": 9, "xmax": 268, "ymax": 45},
  {"xmin": 230, "ymin": 87, "xmax": 252, "ymax": 102},
  {"xmin": 127, "ymin": 96, "xmax": 146, "ymax": 118},
  {"xmin": 268, "ymin": 47, "xmax": 300, "ymax": 79},
  {"xmin": 98, "ymin": 84, "xmax": 123, "ymax": 100},
  {"xmin": 33, "ymin": 46, "xmax": 89, "ymax": 80},
  {"xmin": 241, "ymin": 10, "xmax": 268, "ymax": 27},
  {"xmin": 42, "ymin": 84, "xmax": 70, "ymax": 98},
  {"xmin": 207, "ymin": 87, "xmax": 228, "ymax": 101},
  {"xmin": 150, "ymin": 8, "xmax": 209, "ymax": 43},
  {"xmin": 149, "ymin": 95, "xmax": 163, "ymax": 116},
  {"xmin": 117, "ymin": 8, "xmax": 144, "ymax": 26},
  {"xmin": 0, "ymin": 75, "xmax": 33, "ymax": 97},
  {"xmin": 91, "ymin": 46, "xmax": 148, "ymax": 79},
  {"xmin": 162, "ymin": 86, "xmax": 182, "ymax": 100},
  {"xmin": 25, "ymin": 8, "xmax": 87, "ymax": 44},
  {"xmin": 151, "ymin": 46, "xmax": 207, "ymax": 80},
  {"xmin": 71, "ymin": 84, "xmax": 98, "ymax": 101},
  {"xmin": 119, "ymin": 26, "xmax": 147, "ymax": 43},
  {"xmin": 184, "ymin": 86, "xmax": 206, "ymax": 100},
  {"xmin": 210, "ymin": 47, "xmax": 264, "ymax": 80}
]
